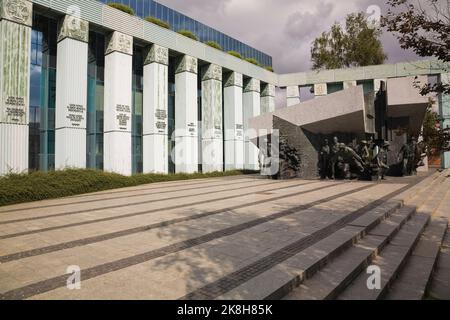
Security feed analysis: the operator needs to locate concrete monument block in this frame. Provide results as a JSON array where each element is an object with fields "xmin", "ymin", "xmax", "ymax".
[
  {"xmin": 261, "ymin": 83, "xmax": 275, "ymax": 114},
  {"xmin": 286, "ymin": 85, "xmax": 300, "ymax": 107}
]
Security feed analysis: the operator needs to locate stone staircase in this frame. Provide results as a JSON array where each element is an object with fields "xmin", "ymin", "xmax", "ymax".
[{"xmin": 216, "ymin": 169, "xmax": 450, "ymax": 300}]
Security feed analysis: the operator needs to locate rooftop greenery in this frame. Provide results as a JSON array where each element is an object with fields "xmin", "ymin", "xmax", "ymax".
[
  {"xmin": 177, "ymin": 29, "xmax": 198, "ymax": 41},
  {"xmin": 145, "ymin": 16, "xmax": 171, "ymax": 29},
  {"xmin": 227, "ymin": 50, "xmax": 243, "ymax": 59},
  {"xmin": 107, "ymin": 2, "xmax": 135, "ymax": 15},
  {"xmin": 205, "ymin": 41, "xmax": 223, "ymax": 51}
]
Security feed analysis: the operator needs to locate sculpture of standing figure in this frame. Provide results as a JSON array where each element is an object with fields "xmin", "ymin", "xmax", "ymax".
[
  {"xmin": 330, "ymin": 137, "xmax": 340, "ymax": 179},
  {"xmin": 376, "ymin": 142, "xmax": 390, "ymax": 180},
  {"xmin": 398, "ymin": 137, "xmax": 417, "ymax": 176},
  {"xmin": 358, "ymin": 140, "xmax": 370, "ymax": 165},
  {"xmin": 319, "ymin": 138, "xmax": 330, "ymax": 179}
]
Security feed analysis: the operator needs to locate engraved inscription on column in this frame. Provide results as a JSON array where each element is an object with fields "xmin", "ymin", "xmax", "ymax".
[
  {"xmin": 66, "ymin": 104, "xmax": 85, "ymax": 127},
  {"xmin": 187, "ymin": 122, "xmax": 197, "ymax": 136},
  {"xmin": 4, "ymin": 96, "xmax": 25, "ymax": 123},
  {"xmin": 155, "ymin": 109, "xmax": 167, "ymax": 133},
  {"xmin": 116, "ymin": 104, "xmax": 131, "ymax": 131}
]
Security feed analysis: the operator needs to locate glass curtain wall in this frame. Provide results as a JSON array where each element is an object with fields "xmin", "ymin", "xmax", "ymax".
[
  {"xmin": 29, "ymin": 13, "xmax": 57, "ymax": 171},
  {"xmin": 98, "ymin": 0, "xmax": 272, "ymax": 67},
  {"xmin": 132, "ymin": 46, "xmax": 144, "ymax": 174},
  {"xmin": 86, "ymin": 31, "xmax": 105, "ymax": 170}
]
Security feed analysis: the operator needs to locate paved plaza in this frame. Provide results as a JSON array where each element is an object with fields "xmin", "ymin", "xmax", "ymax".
[{"xmin": 0, "ymin": 172, "xmax": 449, "ymax": 300}]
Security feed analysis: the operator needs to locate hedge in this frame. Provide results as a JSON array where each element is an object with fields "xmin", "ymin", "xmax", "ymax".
[{"xmin": 0, "ymin": 169, "xmax": 249, "ymax": 207}]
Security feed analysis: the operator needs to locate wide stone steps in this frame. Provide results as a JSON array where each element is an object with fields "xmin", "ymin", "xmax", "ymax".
[
  {"xmin": 426, "ymin": 228, "xmax": 450, "ymax": 299},
  {"xmin": 336, "ymin": 173, "xmax": 449, "ymax": 300},
  {"xmin": 337, "ymin": 211, "xmax": 430, "ymax": 299},
  {"xmin": 385, "ymin": 177, "xmax": 450, "ymax": 300},
  {"xmin": 283, "ymin": 206, "xmax": 418, "ymax": 300},
  {"xmin": 214, "ymin": 171, "xmax": 444, "ymax": 300}
]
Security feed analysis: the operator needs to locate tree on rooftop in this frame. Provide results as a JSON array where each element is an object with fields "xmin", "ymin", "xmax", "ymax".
[
  {"xmin": 381, "ymin": 0, "xmax": 450, "ymax": 95},
  {"xmin": 311, "ymin": 12, "xmax": 387, "ymax": 70}
]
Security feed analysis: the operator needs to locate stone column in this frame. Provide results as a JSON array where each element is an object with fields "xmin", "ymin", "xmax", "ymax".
[
  {"xmin": 286, "ymin": 86, "xmax": 300, "ymax": 107},
  {"xmin": 0, "ymin": 0, "xmax": 32, "ymax": 175},
  {"xmin": 201, "ymin": 64, "xmax": 223, "ymax": 173},
  {"xmin": 374, "ymin": 79, "xmax": 387, "ymax": 93},
  {"xmin": 261, "ymin": 83, "xmax": 275, "ymax": 114},
  {"xmin": 343, "ymin": 80, "xmax": 357, "ymax": 90},
  {"xmin": 224, "ymin": 72, "xmax": 244, "ymax": 171},
  {"xmin": 103, "ymin": 31, "xmax": 133, "ymax": 176},
  {"xmin": 174, "ymin": 55, "xmax": 198, "ymax": 173},
  {"xmin": 314, "ymin": 83, "xmax": 328, "ymax": 98},
  {"xmin": 440, "ymin": 73, "xmax": 450, "ymax": 168},
  {"xmin": 243, "ymin": 78, "xmax": 261, "ymax": 171},
  {"xmin": 143, "ymin": 44, "xmax": 169, "ymax": 174},
  {"xmin": 55, "ymin": 15, "xmax": 89, "ymax": 170}
]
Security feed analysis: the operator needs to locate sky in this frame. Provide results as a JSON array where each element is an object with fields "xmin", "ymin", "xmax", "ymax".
[{"xmin": 156, "ymin": 0, "xmax": 432, "ymax": 74}]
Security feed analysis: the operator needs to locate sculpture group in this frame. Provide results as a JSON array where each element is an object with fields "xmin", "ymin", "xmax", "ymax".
[{"xmin": 318, "ymin": 136, "xmax": 425, "ymax": 180}]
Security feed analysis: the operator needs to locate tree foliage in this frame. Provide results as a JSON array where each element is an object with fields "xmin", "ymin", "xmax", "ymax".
[
  {"xmin": 421, "ymin": 100, "xmax": 450, "ymax": 156},
  {"xmin": 311, "ymin": 12, "xmax": 387, "ymax": 70},
  {"xmin": 381, "ymin": 0, "xmax": 450, "ymax": 95}
]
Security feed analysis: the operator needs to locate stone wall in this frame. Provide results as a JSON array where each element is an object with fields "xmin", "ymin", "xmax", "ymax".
[{"xmin": 272, "ymin": 116, "xmax": 365, "ymax": 179}]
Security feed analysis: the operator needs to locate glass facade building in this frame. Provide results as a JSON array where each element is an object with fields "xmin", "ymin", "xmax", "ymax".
[
  {"xmin": 98, "ymin": 0, "xmax": 273, "ymax": 67},
  {"xmin": 29, "ymin": 13, "xmax": 58, "ymax": 172}
]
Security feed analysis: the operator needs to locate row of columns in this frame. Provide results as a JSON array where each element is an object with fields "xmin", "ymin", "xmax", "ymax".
[{"xmin": 0, "ymin": 3, "xmax": 276, "ymax": 176}]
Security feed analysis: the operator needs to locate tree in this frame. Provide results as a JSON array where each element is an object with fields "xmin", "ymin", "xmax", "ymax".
[
  {"xmin": 421, "ymin": 100, "xmax": 450, "ymax": 156},
  {"xmin": 311, "ymin": 12, "xmax": 387, "ymax": 70},
  {"xmin": 381, "ymin": 0, "xmax": 450, "ymax": 95}
]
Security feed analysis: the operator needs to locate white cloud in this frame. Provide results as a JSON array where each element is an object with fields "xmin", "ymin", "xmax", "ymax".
[{"xmin": 157, "ymin": 0, "xmax": 429, "ymax": 73}]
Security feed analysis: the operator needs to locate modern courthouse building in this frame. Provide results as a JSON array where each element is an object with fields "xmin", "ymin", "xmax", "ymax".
[{"xmin": 0, "ymin": 0, "xmax": 449, "ymax": 176}]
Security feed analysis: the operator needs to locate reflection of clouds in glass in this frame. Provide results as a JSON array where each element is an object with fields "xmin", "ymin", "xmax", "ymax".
[{"xmin": 30, "ymin": 65, "xmax": 42, "ymax": 107}]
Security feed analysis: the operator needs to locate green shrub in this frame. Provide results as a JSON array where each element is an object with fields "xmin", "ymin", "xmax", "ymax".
[
  {"xmin": 177, "ymin": 29, "xmax": 198, "ymax": 41},
  {"xmin": 227, "ymin": 51, "xmax": 243, "ymax": 59},
  {"xmin": 0, "ymin": 169, "xmax": 249, "ymax": 207},
  {"xmin": 107, "ymin": 2, "xmax": 135, "ymax": 15},
  {"xmin": 245, "ymin": 57, "xmax": 260, "ymax": 66},
  {"xmin": 145, "ymin": 16, "xmax": 171, "ymax": 29},
  {"xmin": 205, "ymin": 41, "xmax": 223, "ymax": 51},
  {"xmin": 265, "ymin": 66, "xmax": 274, "ymax": 72}
]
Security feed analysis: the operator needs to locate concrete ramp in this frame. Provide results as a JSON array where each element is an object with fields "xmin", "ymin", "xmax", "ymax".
[
  {"xmin": 387, "ymin": 76, "xmax": 430, "ymax": 135},
  {"xmin": 249, "ymin": 85, "xmax": 375, "ymax": 140}
]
